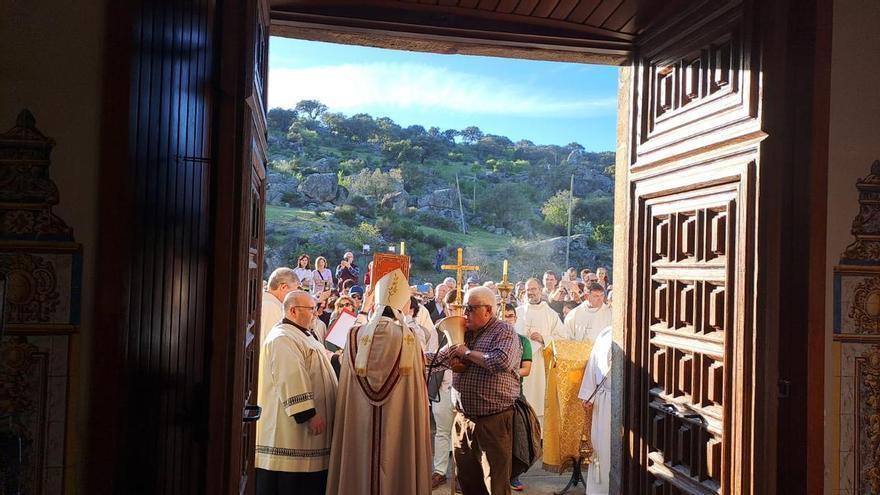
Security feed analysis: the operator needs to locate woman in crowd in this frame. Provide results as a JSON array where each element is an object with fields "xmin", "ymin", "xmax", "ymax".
[
  {"xmin": 311, "ymin": 256, "xmax": 333, "ymax": 294},
  {"xmin": 293, "ymin": 254, "xmax": 313, "ymax": 292},
  {"xmin": 596, "ymin": 266, "xmax": 610, "ymax": 292}
]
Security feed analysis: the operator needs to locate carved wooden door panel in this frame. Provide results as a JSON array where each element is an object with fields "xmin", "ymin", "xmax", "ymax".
[
  {"xmin": 208, "ymin": 0, "xmax": 270, "ymax": 493},
  {"xmin": 236, "ymin": 0, "xmax": 270, "ymax": 493},
  {"xmin": 622, "ymin": 1, "xmax": 766, "ymax": 493}
]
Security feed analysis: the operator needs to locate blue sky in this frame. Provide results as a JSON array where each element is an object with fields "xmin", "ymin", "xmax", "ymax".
[{"xmin": 268, "ymin": 37, "xmax": 618, "ymax": 150}]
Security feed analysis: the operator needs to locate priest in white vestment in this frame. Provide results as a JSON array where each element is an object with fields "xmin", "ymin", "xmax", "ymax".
[
  {"xmin": 256, "ymin": 291, "xmax": 338, "ymax": 495},
  {"xmin": 260, "ymin": 267, "xmax": 299, "ymax": 345},
  {"xmin": 515, "ymin": 278, "xmax": 564, "ymax": 429},
  {"xmin": 326, "ymin": 269, "xmax": 433, "ymax": 495},
  {"xmin": 562, "ymin": 283, "xmax": 612, "ymax": 343},
  {"xmin": 579, "ymin": 325, "xmax": 612, "ymax": 495}
]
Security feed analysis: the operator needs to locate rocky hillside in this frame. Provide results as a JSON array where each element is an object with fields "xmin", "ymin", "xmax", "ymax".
[{"xmin": 264, "ymin": 100, "xmax": 615, "ymax": 282}]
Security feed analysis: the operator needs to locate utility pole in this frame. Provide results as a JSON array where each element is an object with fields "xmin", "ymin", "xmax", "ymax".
[
  {"xmin": 472, "ymin": 175, "xmax": 477, "ymax": 215},
  {"xmin": 455, "ymin": 174, "xmax": 467, "ymax": 234},
  {"xmin": 565, "ymin": 174, "xmax": 574, "ymax": 269}
]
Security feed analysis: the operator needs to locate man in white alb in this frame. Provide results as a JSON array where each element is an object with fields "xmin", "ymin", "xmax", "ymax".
[
  {"xmin": 256, "ymin": 291, "xmax": 337, "ymax": 495},
  {"xmin": 261, "ymin": 267, "xmax": 299, "ymax": 344},
  {"xmin": 579, "ymin": 325, "xmax": 613, "ymax": 495},
  {"xmin": 515, "ymin": 277, "xmax": 564, "ymax": 429},
  {"xmin": 562, "ymin": 282, "xmax": 612, "ymax": 343}
]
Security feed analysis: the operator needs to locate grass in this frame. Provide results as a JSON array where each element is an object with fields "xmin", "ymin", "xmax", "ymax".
[
  {"xmin": 418, "ymin": 225, "xmax": 510, "ymax": 255},
  {"xmin": 265, "ymin": 206, "xmax": 340, "ymax": 229},
  {"xmin": 267, "ymin": 205, "xmax": 511, "ymax": 252}
]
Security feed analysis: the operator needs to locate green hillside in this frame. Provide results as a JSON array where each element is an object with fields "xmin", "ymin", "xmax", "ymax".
[{"xmin": 263, "ymin": 100, "xmax": 616, "ymax": 283}]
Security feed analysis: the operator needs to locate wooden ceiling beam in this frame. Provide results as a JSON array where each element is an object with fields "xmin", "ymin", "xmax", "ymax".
[
  {"xmin": 270, "ymin": 0, "xmax": 636, "ymax": 42},
  {"xmin": 270, "ymin": 13, "xmax": 629, "ymax": 65}
]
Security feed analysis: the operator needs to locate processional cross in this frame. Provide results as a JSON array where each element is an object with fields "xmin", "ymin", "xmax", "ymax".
[{"xmin": 441, "ymin": 247, "xmax": 480, "ymax": 306}]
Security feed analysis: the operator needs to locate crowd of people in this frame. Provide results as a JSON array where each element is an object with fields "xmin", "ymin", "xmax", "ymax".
[{"xmin": 257, "ymin": 250, "xmax": 614, "ymax": 495}]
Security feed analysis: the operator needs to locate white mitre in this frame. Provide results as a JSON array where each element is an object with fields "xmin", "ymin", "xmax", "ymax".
[{"xmin": 354, "ymin": 269, "xmax": 417, "ymax": 376}]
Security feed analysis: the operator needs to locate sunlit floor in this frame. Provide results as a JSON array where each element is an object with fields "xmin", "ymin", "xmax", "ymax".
[{"xmin": 431, "ymin": 457, "xmax": 585, "ymax": 495}]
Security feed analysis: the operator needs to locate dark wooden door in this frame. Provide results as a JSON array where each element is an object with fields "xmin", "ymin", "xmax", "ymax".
[
  {"xmin": 207, "ymin": 0, "xmax": 269, "ymax": 493},
  {"xmin": 619, "ymin": 1, "xmax": 807, "ymax": 493}
]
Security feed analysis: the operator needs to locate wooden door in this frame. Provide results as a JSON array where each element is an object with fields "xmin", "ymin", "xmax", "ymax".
[
  {"xmin": 619, "ymin": 1, "xmax": 797, "ymax": 493},
  {"xmin": 208, "ymin": 0, "xmax": 270, "ymax": 493}
]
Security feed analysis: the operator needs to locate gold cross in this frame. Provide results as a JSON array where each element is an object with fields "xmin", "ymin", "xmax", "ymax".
[{"xmin": 441, "ymin": 247, "xmax": 480, "ymax": 306}]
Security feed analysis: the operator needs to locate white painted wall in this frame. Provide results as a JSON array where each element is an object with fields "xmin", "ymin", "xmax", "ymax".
[{"xmin": 825, "ymin": 0, "xmax": 880, "ymax": 493}]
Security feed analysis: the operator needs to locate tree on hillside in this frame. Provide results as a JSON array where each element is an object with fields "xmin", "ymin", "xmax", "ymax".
[
  {"xmin": 286, "ymin": 120, "xmax": 320, "ymax": 155},
  {"xmin": 474, "ymin": 135, "xmax": 513, "ymax": 160},
  {"xmin": 348, "ymin": 168, "xmax": 404, "ymax": 199},
  {"xmin": 485, "ymin": 158, "xmax": 529, "ymax": 174},
  {"xmin": 382, "ymin": 139, "xmax": 425, "ymax": 164},
  {"xmin": 324, "ymin": 112, "xmax": 378, "ymax": 142},
  {"xmin": 268, "ymin": 108, "xmax": 297, "ymax": 132},
  {"xmin": 542, "ymin": 190, "xmax": 576, "ymax": 229},
  {"xmin": 442, "ymin": 129, "xmax": 459, "ymax": 145},
  {"xmin": 374, "ymin": 117, "xmax": 402, "ymax": 142},
  {"xmin": 460, "ymin": 126, "xmax": 484, "ymax": 144},
  {"xmin": 295, "ymin": 99, "xmax": 328, "ymax": 121},
  {"xmin": 479, "ymin": 183, "xmax": 537, "ymax": 229}
]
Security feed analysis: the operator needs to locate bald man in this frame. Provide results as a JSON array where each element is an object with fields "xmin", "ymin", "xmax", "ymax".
[
  {"xmin": 256, "ymin": 291, "xmax": 338, "ymax": 495},
  {"xmin": 433, "ymin": 287, "xmax": 523, "ymax": 495}
]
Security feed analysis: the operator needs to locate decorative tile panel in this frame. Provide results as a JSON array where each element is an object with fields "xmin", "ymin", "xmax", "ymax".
[
  {"xmin": 0, "ymin": 111, "xmax": 80, "ymax": 494},
  {"xmin": 833, "ymin": 161, "xmax": 880, "ymax": 494}
]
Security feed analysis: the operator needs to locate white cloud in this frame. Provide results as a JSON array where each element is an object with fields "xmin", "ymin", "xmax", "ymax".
[{"xmin": 268, "ymin": 63, "xmax": 615, "ymax": 117}]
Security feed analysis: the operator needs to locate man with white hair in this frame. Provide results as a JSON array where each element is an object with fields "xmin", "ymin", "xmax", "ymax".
[
  {"xmin": 432, "ymin": 286, "xmax": 523, "ymax": 495},
  {"xmin": 335, "ymin": 251, "xmax": 359, "ymax": 291},
  {"xmin": 515, "ymin": 278, "xmax": 564, "ymax": 430},
  {"xmin": 256, "ymin": 291, "xmax": 337, "ymax": 495},
  {"xmin": 427, "ymin": 282, "xmax": 450, "ymax": 322},
  {"xmin": 261, "ymin": 267, "xmax": 300, "ymax": 345},
  {"xmin": 443, "ymin": 277, "xmax": 456, "ymax": 290}
]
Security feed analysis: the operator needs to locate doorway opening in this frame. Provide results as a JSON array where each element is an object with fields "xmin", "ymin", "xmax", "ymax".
[{"xmin": 262, "ymin": 33, "xmax": 620, "ymax": 494}]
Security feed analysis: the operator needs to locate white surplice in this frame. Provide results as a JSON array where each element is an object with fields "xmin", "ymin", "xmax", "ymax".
[
  {"xmin": 260, "ymin": 291, "xmax": 284, "ymax": 346},
  {"xmin": 578, "ymin": 326, "xmax": 612, "ymax": 495},
  {"xmin": 515, "ymin": 301, "xmax": 564, "ymax": 428},
  {"xmin": 256, "ymin": 322, "xmax": 338, "ymax": 473},
  {"xmin": 562, "ymin": 302, "xmax": 612, "ymax": 343}
]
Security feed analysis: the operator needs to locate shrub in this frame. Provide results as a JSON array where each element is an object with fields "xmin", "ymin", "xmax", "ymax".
[
  {"xmin": 479, "ymin": 183, "xmax": 537, "ymax": 230},
  {"xmin": 352, "ymin": 222, "xmax": 382, "ymax": 247},
  {"xmin": 413, "ymin": 211, "xmax": 458, "ymax": 231},
  {"xmin": 573, "ymin": 195, "xmax": 614, "ymax": 226},
  {"xmin": 334, "ymin": 205, "xmax": 358, "ymax": 226},
  {"xmin": 592, "ymin": 222, "xmax": 614, "ymax": 245},
  {"xmin": 349, "ymin": 168, "xmax": 404, "ymax": 199},
  {"xmin": 541, "ymin": 190, "xmax": 575, "ymax": 229},
  {"xmin": 340, "ymin": 158, "xmax": 366, "ymax": 174}
]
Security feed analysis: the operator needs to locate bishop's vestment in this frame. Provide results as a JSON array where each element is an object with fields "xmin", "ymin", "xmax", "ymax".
[{"xmin": 326, "ymin": 315, "xmax": 433, "ymax": 495}]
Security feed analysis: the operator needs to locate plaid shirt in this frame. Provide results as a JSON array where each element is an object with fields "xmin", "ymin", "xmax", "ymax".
[{"xmin": 432, "ymin": 318, "xmax": 522, "ymax": 418}]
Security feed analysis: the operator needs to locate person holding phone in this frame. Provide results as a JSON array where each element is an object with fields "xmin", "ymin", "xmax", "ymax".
[{"xmin": 335, "ymin": 252, "xmax": 359, "ymax": 291}]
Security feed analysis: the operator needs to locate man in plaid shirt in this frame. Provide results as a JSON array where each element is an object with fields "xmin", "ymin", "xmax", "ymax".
[{"xmin": 432, "ymin": 286, "xmax": 523, "ymax": 495}]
